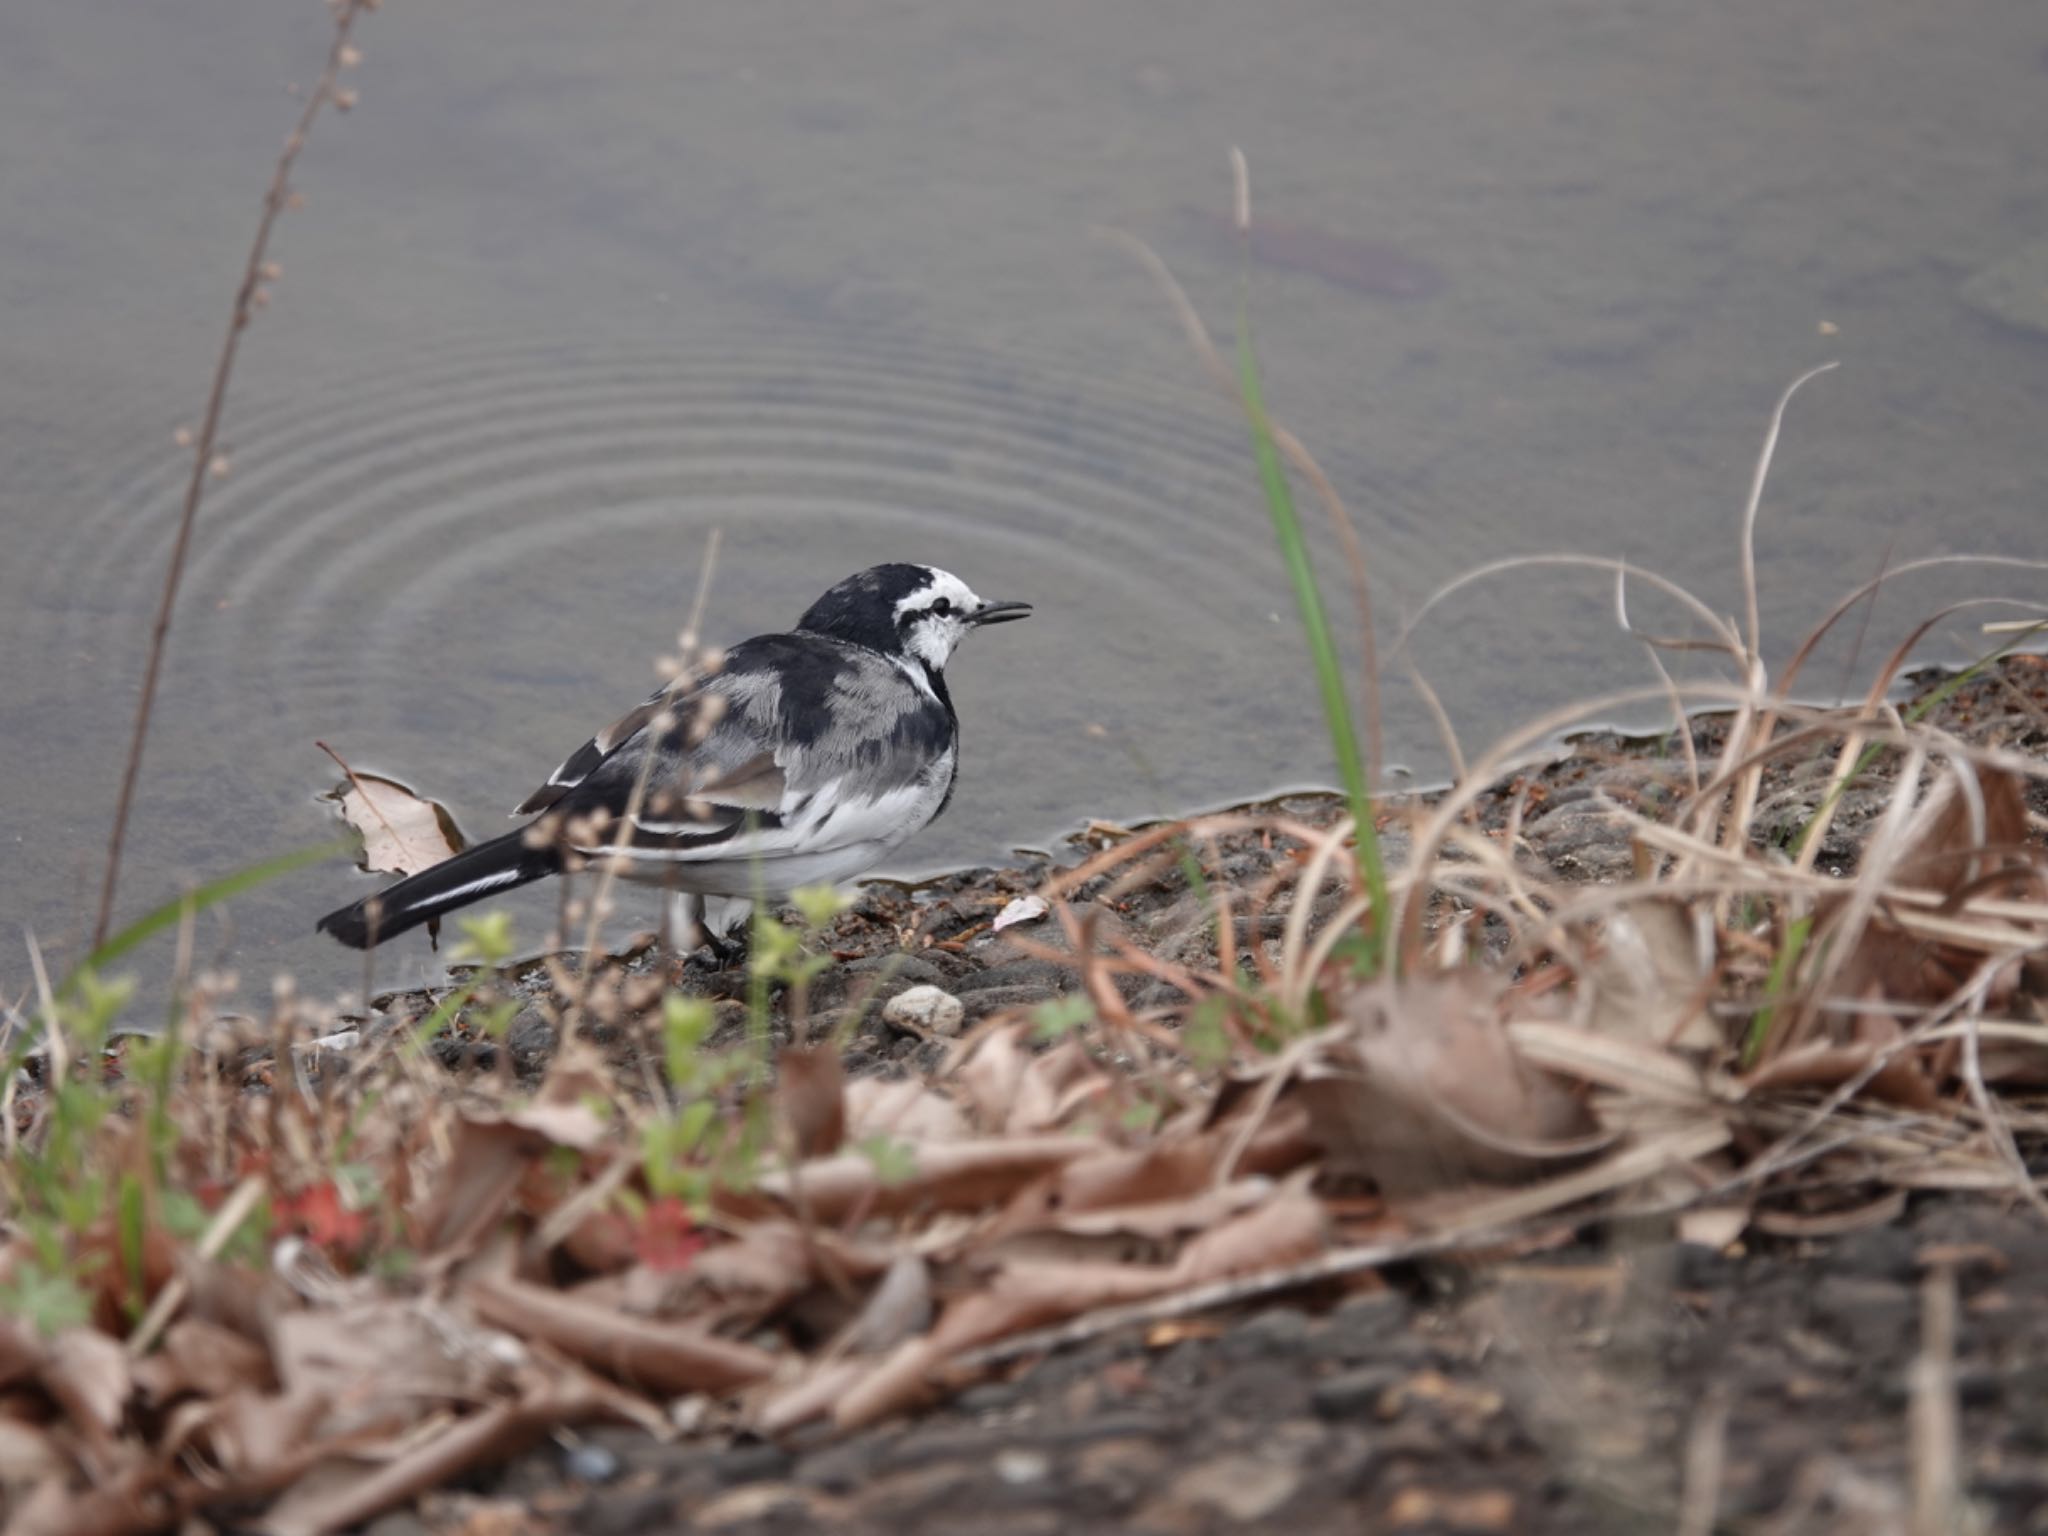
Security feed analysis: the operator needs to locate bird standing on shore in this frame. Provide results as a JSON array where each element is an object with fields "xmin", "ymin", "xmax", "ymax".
[{"xmin": 316, "ymin": 563, "xmax": 1030, "ymax": 953}]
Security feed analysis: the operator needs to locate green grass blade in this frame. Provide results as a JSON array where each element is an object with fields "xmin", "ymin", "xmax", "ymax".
[
  {"xmin": 1742, "ymin": 911, "xmax": 1812, "ymax": 1067},
  {"xmin": 1233, "ymin": 314, "xmax": 1388, "ymax": 968},
  {"xmin": 65, "ymin": 838, "xmax": 350, "ymax": 989}
]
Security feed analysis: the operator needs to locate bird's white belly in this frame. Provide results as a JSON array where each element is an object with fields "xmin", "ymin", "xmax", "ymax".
[
  {"xmin": 611, "ymin": 838, "xmax": 900, "ymax": 900},
  {"xmin": 589, "ymin": 747, "xmax": 955, "ymax": 900}
]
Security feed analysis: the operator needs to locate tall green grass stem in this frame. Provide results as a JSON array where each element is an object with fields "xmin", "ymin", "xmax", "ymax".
[{"xmin": 1234, "ymin": 314, "xmax": 1389, "ymax": 968}]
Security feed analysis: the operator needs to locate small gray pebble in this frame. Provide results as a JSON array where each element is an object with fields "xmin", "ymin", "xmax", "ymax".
[{"xmin": 564, "ymin": 1442, "xmax": 622, "ymax": 1483}]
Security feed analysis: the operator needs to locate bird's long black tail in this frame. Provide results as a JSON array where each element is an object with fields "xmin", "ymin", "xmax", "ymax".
[{"xmin": 316, "ymin": 829, "xmax": 560, "ymax": 949}]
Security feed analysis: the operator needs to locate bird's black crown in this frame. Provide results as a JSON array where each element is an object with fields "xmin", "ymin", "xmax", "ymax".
[{"xmin": 794, "ymin": 563, "xmax": 940, "ymax": 656}]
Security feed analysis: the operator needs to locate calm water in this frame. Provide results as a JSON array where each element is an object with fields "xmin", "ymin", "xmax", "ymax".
[{"xmin": 6, "ymin": 0, "xmax": 2048, "ymax": 1002}]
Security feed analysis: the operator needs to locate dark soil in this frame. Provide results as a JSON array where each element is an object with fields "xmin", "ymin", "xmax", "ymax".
[
  {"xmin": 426, "ymin": 1200, "xmax": 2048, "ymax": 1536},
  {"xmin": 366, "ymin": 657, "xmax": 2048, "ymax": 1536}
]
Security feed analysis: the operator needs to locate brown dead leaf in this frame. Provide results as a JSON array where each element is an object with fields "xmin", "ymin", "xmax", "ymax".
[
  {"xmin": 131, "ymin": 1317, "xmax": 273, "ymax": 1404},
  {"xmin": 843, "ymin": 1077, "xmax": 969, "ymax": 1143},
  {"xmin": 0, "ymin": 1417, "xmax": 66, "ymax": 1499},
  {"xmin": 1169, "ymin": 1175, "xmax": 1327, "ymax": 1285},
  {"xmin": 1581, "ymin": 900, "xmax": 1719, "ymax": 1050},
  {"xmin": 0, "ymin": 1318, "xmax": 43, "ymax": 1390},
  {"xmin": 627, "ymin": 1220, "xmax": 817, "ymax": 1324},
  {"xmin": 951, "ymin": 1024, "xmax": 1104, "ymax": 1134},
  {"xmin": 754, "ymin": 1357, "xmax": 868, "ymax": 1437},
  {"xmin": 464, "ymin": 1275, "xmax": 776, "ymax": 1396},
  {"xmin": 743, "ymin": 1135, "xmax": 1098, "ymax": 1224},
  {"xmin": 1297, "ymin": 974, "xmax": 1605, "ymax": 1197},
  {"xmin": 182, "ymin": 1384, "xmax": 333, "ymax": 1484},
  {"xmin": 1826, "ymin": 763, "xmax": 2040, "ymax": 1014},
  {"xmin": 321, "ymin": 745, "xmax": 464, "ymax": 878},
  {"xmin": 272, "ymin": 1300, "xmax": 513, "ymax": 1440},
  {"xmin": 261, "ymin": 1367, "xmax": 612, "ymax": 1536},
  {"xmin": 39, "ymin": 1327, "xmax": 131, "ymax": 1460},
  {"xmin": 418, "ymin": 1113, "xmax": 594, "ymax": 1261},
  {"xmin": 832, "ymin": 1336, "xmax": 947, "ymax": 1430},
  {"xmin": 934, "ymin": 1178, "xmax": 1326, "ymax": 1361},
  {"xmin": 1742, "ymin": 1040, "xmax": 1941, "ymax": 1113},
  {"xmin": 834, "ymin": 1253, "xmax": 933, "ymax": 1356},
  {"xmin": 778, "ymin": 1045, "xmax": 845, "ymax": 1159}
]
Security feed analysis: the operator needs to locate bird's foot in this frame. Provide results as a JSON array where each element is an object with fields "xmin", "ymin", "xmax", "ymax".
[{"xmin": 701, "ymin": 928, "xmax": 750, "ymax": 972}]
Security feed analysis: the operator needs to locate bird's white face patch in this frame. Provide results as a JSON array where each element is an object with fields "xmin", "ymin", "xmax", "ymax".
[{"xmin": 893, "ymin": 568, "xmax": 985, "ymax": 670}]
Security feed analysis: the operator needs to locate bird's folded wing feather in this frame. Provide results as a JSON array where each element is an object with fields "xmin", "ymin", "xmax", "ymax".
[{"xmin": 510, "ymin": 636, "xmax": 953, "ymax": 863}]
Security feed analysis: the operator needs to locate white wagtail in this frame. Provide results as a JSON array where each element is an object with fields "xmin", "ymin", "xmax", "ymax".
[{"xmin": 316, "ymin": 563, "xmax": 1030, "ymax": 954}]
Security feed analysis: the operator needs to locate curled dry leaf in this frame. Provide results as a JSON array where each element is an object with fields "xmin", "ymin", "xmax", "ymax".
[
  {"xmin": 1825, "ymin": 763, "xmax": 2041, "ymax": 1014},
  {"xmin": 835, "ymin": 1252, "xmax": 934, "ymax": 1356},
  {"xmin": 992, "ymin": 894, "xmax": 1049, "ymax": 932},
  {"xmin": 1297, "ymin": 973, "xmax": 1605, "ymax": 1198},
  {"xmin": 1581, "ymin": 899, "xmax": 1720, "ymax": 1051},
  {"xmin": 1742, "ymin": 1039, "xmax": 1942, "ymax": 1113},
  {"xmin": 464, "ymin": 1275, "xmax": 776, "ymax": 1397},
  {"xmin": 322, "ymin": 747, "xmax": 465, "ymax": 878},
  {"xmin": 260, "ymin": 1368, "xmax": 615, "ymax": 1536},
  {"xmin": 952, "ymin": 1024, "xmax": 1105, "ymax": 1134}
]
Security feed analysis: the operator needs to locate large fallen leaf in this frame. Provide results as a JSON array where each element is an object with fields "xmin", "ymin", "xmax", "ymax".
[
  {"xmin": 1297, "ymin": 973, "xmax": 1606, "ymax": 1197},
  {"xmin": 322, "ymin": 750, "xmax": 465, "ymax": 880}
]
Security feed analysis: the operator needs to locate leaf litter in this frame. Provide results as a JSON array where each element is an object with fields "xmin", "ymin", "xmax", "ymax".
[{"xmin": 14, "ymin": 370, "xmax": 2048, "ymax": 1530}]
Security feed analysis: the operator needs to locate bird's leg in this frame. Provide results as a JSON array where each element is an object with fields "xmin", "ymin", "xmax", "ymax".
[
  {"xmin": 666, "ymin": 891, "xmax": 710, "ymax": 964},
  {"xmin": 666, "ymin": 891, "xmax": 751, "ymax": 973}
]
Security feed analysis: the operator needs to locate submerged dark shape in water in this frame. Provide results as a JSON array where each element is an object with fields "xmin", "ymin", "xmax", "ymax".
[{"xmin": 1177, "ymin": 205, "xmax": 1446, "ymax": 301}]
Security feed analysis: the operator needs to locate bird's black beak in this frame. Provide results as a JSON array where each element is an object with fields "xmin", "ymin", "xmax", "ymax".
[{"xmin": 970, "ymin": 600, "xmax": 1032, "ymax": 627}]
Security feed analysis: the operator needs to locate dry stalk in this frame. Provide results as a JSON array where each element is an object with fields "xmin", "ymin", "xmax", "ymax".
[
  {"xmin": 1908, "ymin": 1262, "xmax": 1965, "ymax": 1536},
  {"xmin": 1675, "ymin": 1382, "xmax": 1731, "ymax": 1536},
  {"xmin": 94, "ymin": 0, "xmax": 376, "ymax": 948}
]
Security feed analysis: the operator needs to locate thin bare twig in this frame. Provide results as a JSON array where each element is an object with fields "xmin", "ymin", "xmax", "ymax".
[
  {"xmin": 93, "ymin": 1, "xmax": 374, "ymax": 947},
  {"xmin": 1908, "ymin": 1262, "xmax": 1966, "ymax": 1536}
]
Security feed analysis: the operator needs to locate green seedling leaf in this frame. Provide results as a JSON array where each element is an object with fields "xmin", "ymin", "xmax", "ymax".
[
  {"xmin": 1184, "ymin": 995, "xmax": 1235, "ymax": 1069},
  {"xmin": 789, "ymin": 883, "xmax": 850, "ymax": 930},
  {"xmin": 0, "ymin": 1260, "xmax": 93, "ymax": 1337},
  {"xmin": 451, "ymin": 910, "xmax": 516, "ymax": 967},
  {"xmin": 856, "ymin": 1134, "xmax": 918, "ymax": 1187},
  {"xmin": 1030, "ymin": 995, "xmax": 1095, "ymax": 1041}
]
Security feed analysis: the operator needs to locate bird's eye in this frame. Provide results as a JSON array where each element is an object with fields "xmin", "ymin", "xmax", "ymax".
[{"xmin": 930, "ymin": 598, "xmax": 954, "ymax": 617}]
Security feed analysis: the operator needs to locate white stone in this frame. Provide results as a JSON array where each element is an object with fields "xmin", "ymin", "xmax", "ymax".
[{"xmin": 882, "ymin": 984, "xmax": 964, "ymax": 1037}]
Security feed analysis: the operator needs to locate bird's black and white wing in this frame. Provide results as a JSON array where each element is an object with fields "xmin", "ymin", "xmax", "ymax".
[{"xmin": 512, "ymin": 634, "xmax": 957, "ymax": 876}]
